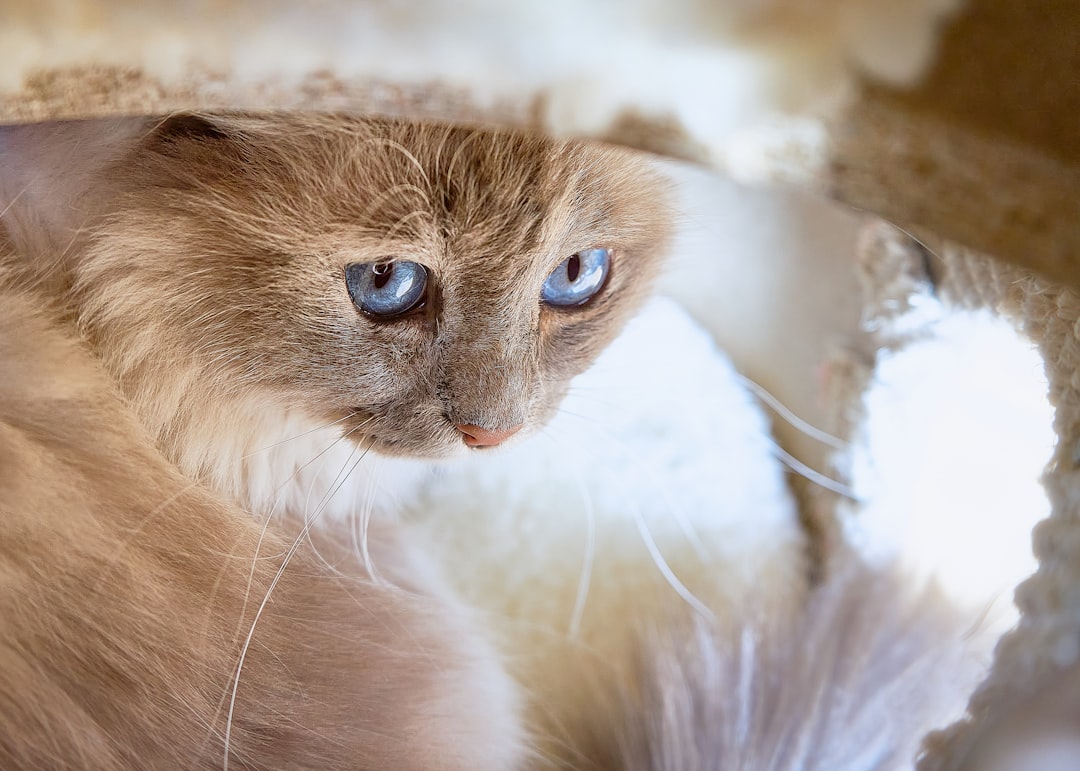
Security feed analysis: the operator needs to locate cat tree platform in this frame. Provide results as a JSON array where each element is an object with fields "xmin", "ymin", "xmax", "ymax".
[{"xmin": 3, "ymin": 0, "xmax": 1078, "ymax": 766}]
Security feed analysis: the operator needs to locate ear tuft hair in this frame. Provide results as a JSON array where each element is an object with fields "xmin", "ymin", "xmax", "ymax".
[{"xmin": 150, "ymin": 113, "xmax": 231, "ymax": 145}]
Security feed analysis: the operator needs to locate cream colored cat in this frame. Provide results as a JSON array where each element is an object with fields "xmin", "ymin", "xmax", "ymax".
[
  {"xmin": 0, "ymin": 112, "xmax": 988, "ymax": 771},
  {"xmin": 0, "ymin": 113, "xmax": 671, "ymax": 768}
]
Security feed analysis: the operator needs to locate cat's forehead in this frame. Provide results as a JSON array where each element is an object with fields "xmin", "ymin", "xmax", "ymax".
[
  {"xmin": 128, "ymin": 113, "xmax": 668, "ymax": 274},
  {"xmin": 233, "ymin": 119, "xmax": 643, "ymax": 249},
  {"xmin": 322, "ymin": 121, "xmax": 631, "ymax": 223}
]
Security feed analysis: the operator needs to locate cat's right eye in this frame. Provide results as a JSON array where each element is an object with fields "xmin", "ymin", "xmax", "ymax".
[{"xmin": 344, "ymin": 261, "xmax": 428, "ymax": 318}]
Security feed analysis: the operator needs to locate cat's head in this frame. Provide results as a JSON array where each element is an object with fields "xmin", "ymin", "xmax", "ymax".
[{"xmin": 74, "ymin": 113, "xmax": 672, "ymax": 459}]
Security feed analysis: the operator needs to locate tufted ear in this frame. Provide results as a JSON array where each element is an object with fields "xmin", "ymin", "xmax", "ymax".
[
  {"xmin": 139, "ymin": 113, "xmax": 247, "ymax": 168},
  {"xmin": 138, "ymin": 112, "xmax": 251, "ymax": 181},
  {"xmin": 150, "ymin": 112, "xmax": 231, "ymax": 143}
]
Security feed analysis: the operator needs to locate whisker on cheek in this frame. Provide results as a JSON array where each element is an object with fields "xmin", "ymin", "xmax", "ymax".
[
  {"xmin": 219, "ymin": 417, "xmax": 374, "ymax": 757},
  {"xmin": 353, "ymin": 456, "xmax": 385, "ymax": 585},
  {"xmin": 562, "ymin": 378, "xmax": 859, "ymax": 501},
  {"xmin": 536, "ymin": 428, "xmax": 596, "ymax": 640},
  {"xmin": 538, "ymin": 415, "xmax": 716, "ymax": 623},
  {"xmin": 734, "ymin": 373, "xmax": 848, "ymax": 451},
  {"xmin": 1, "ymin": 110, "xmax": 675, "ymax": 768}
]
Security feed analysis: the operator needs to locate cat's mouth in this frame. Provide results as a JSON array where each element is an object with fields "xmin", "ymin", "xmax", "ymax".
[
  {"xmin": 342, "ymin": 410, "xmax": 470, "ymax": 460},
  {"xmin": 342, "ymin": 409, "xmax": 531, "ymax": 459}
]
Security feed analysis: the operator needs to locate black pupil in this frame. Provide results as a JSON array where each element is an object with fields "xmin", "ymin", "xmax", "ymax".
[
  {"xmin": 372, "ymin": 262, "xmax": 393, "ymax": 289},
  {"xmin": 566, "ymin": 255, "xmax": 581, "ymax": 283}
]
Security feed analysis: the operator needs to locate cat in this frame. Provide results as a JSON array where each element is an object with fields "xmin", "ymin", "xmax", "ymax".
[
  {"xmin": 0, "ymin": 112, "xmax": 672, "ymax": 768},
  {"xmin": 0, "ymin": 112, "xmax": 990, "ymax": 771}
]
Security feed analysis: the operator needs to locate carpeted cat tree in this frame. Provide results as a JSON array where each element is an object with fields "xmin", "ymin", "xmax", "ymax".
[{"xmin": 4, "ymin": 0, "xmax": 1079, "ymax": 765}]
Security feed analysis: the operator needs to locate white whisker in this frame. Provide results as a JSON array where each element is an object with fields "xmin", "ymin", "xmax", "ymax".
[
  {"xmin": 360, "ymin": 181, "xmax": 432, "ymax": 221},
  {"xmin": 0, "ymin": 185, "xmax": 27, "ymax": 219},
  {"xmin": 241, "ymin": 412, "xmax": 357, "ymax": 459},
  {"xmin": 362, "ymin": 138, "xmax": 431, "ymax": 189},
  {"xmin": 735, "ymin": 374, "xmax": 847, "ymax": 450},
  {"xmin": 298, "ymin": 431, "xmax": 366, "ymax": 580},
  {"xmin": 770, "ymin": 441, "xmax": 861, "ymax": 501},
  {"xmin": 380, "ymin": 208, "xmax": 435, "ymax": 248},
  {"xmin": 541, "ymin": 413, "xmax": 715, "ymax": 622},
  {"xmin": 552, "ymin": 406, "xmax": 710, "ymax": 564},
  {"xmin": 361, "ymin": 467, "xmax": 382, "ymax": 582},
  {"xmin": 537, "ymin": 429, "xmax": 596, "ymax": 639},
  {"xmin": 445, "ymin": 129, "xmax": 485, "ymax": 183},
  {"xmin": 221, "ymin": 420, "xmax": 372, "ymax": 764},
  {"xmin": 223, "ymin": 435, "xmax": 375, "ymax": 770},
  {"xmin": 302, "ymin": 430, "xmax": 371, "ymax": 527},
  {"xmin": 629, "ymin": 501, "xmax": 716, "ymax": 622},
  {"xmin": 559, "ymin": 390, "xmax": 858, "ymax": 502},
  {"xmin": 295, "ymin": 419, "xmax": 384, "ymax": 578},
  {"xmin": 347, "ymin": 453, "xmax": 384, "ymax": 585}
]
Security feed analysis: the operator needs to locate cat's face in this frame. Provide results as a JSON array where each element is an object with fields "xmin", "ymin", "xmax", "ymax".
[{"xmin": 75, "ymin": 114, "xmax": 671, "ymax": 458}]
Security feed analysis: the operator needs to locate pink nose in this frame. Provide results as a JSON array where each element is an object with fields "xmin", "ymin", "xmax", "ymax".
[{"xmin": 455, "ymin": 423, "xmax": 523, "ymax": 448}]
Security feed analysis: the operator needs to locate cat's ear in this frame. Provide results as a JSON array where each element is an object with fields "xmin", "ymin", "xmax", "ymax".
[
  {"xmin": 140, "ymin": 113, "xmax": 246, "ymax": 170},
  {"xmin": 150, "ymin": 113, "xmax": 230, "ymax": 144}
]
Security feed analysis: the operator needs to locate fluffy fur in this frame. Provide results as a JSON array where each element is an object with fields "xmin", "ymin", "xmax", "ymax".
[
  {"xmin": 0, "ymin": 283, "xmax": 524, "ymax": 769},
  {"xmin": 399, "ymin": 298, "xmax": 810, "ymax": 766},
  {"xmin": 568, "ymin": 553, "xmax": 986, "ymax": 771},
  {"xmin": 0, "ymin": 114, "xmax": 670, "ymax": 768},
  {"xmin": 1, "ymin": 113, "xmax": 669, "ymax": 485}
]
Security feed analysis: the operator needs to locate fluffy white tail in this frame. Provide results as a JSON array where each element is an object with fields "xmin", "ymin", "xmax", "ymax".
[{"xmin": 574, "ymin": 554, "xmax": 988, "ymax": 771}]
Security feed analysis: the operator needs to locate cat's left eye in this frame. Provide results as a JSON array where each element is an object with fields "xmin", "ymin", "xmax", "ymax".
[
  {"xmin": 344, "ymin": 260, "xmax": 428, "ymax": 318},
  {"xmin": 541, "ymin": 248, "xmax": 611, "ymax": 307}
]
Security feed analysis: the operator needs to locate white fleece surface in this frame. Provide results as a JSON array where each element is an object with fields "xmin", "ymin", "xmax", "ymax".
[{"xmin": 656, "ymin": 160, "xmax": 865, "ymax": 473}]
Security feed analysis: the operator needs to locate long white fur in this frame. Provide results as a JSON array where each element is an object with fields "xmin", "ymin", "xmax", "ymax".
[
  {"xmin": 391, "ymin": 295, "xmax": 1028, "ymax": 768},
  {"xmin": 599, "ymin": 552, "xmax": 989, "ymax": 771}
]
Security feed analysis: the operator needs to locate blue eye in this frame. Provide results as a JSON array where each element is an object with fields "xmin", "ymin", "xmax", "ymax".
[
  {"xmin": 345, "ymin": 261, "xmax": 428, "ymax": 318},
  {"xmin": 541, "ymin": 248, "xmax": 610, "ymax": 307}
]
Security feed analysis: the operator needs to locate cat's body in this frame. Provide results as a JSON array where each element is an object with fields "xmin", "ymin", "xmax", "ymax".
[
  {"xmin": 0, "ymin": 284, "xmax": 524, "ymax": 769},
  {"xmin": 0, "ymin": 114, "xmax": 670, "ymax": 768}
]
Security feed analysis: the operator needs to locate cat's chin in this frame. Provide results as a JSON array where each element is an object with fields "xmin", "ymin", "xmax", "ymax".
[{"xmin": 356, "ymin": 432, "xmax": 474, "ymax": 460}]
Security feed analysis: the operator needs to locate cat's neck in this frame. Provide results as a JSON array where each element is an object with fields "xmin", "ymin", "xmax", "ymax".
[{"xmin": 156, "ymin": 399, "xmax": 428, "ymax": 523}]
